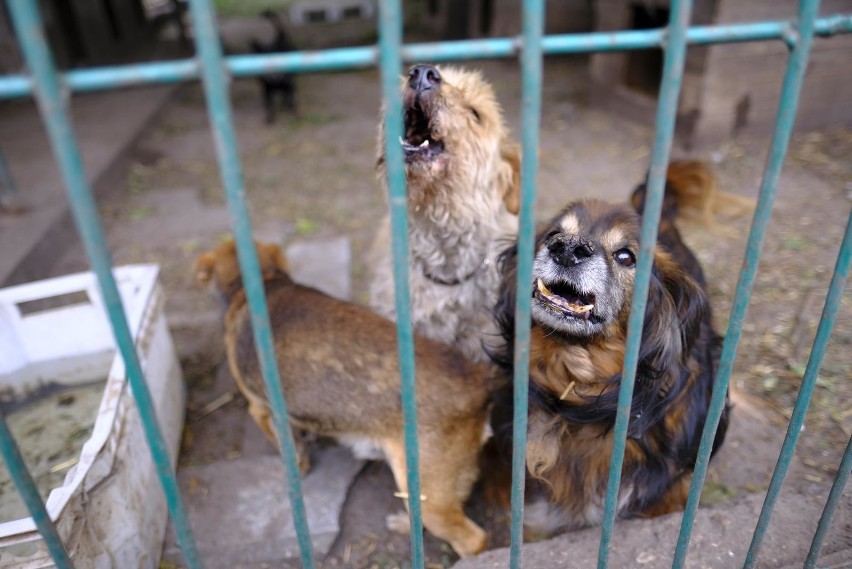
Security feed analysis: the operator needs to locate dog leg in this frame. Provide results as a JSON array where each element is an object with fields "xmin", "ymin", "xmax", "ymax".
[
  {"xmin": 640, "ymin": 476, "xmax": 690, "ymax": 518},
  {"xmin": 262, "ymin": 83, "xmax": 276, "ymax": 124},
  {"xmin": 385, "ymin": 428, "xmax": 489, "ymax": 558},
  {"xmin": 283, "ymin": 82, "xmax": 296, "ymax": 113},
  {"xmin": 420, "ymin": 500, "xmax": 487, "ymax": 558},
  {"xmin": 381, "ymin": 439, "xmax": 414, "ymax": 537},
  {"xmin": 247, "ymin": 401, "xmax": 311, "ymax": 474}
]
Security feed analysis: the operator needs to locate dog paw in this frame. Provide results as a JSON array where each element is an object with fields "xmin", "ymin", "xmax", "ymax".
[{"xmin": 385, "ymin": 511, "xmax": 411, "ymax": 535}]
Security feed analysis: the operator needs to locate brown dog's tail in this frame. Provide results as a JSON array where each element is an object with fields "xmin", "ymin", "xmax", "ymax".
[{"xmin": 631, "ymin": 160, "xmax": 755, "ymax": 234}]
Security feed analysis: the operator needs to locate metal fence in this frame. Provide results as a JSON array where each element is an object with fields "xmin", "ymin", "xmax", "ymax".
[{"xmin": 1, "ymin": 0, "xmax": 850, "ymax": 568}]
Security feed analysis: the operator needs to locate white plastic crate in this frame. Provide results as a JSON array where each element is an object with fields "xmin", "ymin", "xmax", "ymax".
[{"xmin": 0, "ymin": 265, "xmax": 185, "ymax": 568}]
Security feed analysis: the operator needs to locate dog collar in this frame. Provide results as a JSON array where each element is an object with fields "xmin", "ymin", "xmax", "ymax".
[{"xmin": 421, "ymin": 257, "xmax": 488, "ymax": 287}]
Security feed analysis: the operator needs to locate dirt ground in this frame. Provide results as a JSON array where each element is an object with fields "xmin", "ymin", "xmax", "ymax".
[{"xmin": 81, "ymin": 57, "xmax": 851, "ymax": 568}]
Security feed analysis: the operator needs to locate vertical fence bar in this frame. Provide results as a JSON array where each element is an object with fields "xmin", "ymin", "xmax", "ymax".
[
  {"xmin": 183, "ymin": 1, "xmax": 316, "ymax": 567},
  {"xmin": 376, "ymin": 1, "xmax": 425, "ymax": 567},
  {"xmin": 671, "ymin": 1, "xmax": 822, "ymax": 567},
  {"xmin": 596, "ymin": 1, "xmax": 693, "ymax": 567},
  {"xmin": 744, "ymin": 204, "xmax": 851, "ymax": 567},
  {"xmin": 805, "ymin": 433, "xmax": 852, "ymax": 568},
  {"xmin": 3, "ymin": 2, "xmax": 204, "ymax": 567},
  {"xmin": 0, "ymin": 415, "xmax": 74, "ymax": 568},
  {"xmin": 509, "ymin": 1, "xmax": 544, "ymax": 568}
]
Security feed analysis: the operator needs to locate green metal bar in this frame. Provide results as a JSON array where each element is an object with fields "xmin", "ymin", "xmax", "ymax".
[
  {"xmin": 2, "ymin": 15, "xmax": 851, "ymax": 100},
  {"xmin": 183, "ymin": 1, "xmax": 316, "ymax": 567},
  {"xmin": 508, "ymin": 0, "xmax": 545, "ymax": 567},
  {"xmin": 0, "ymin": 414, "xmax": 74, "ymax": 568},
  {"xmin": 376, "ymin": 1, "xmax": 425, "ymax": 567},
  {"xmin": 672, "ymin": 1, "xmax": 822, "ymax": 567},
  {"xmin": 4, "ymin": 2, "xmax": 203, "ymax": 567},
  {"xmin": 744, "ymin": 204, "xmax": 851, "ymax": 567},
  {"xmin": 597, "ymin": 1, "xmax": 693, "ymax": 567},
  {"xmin": 805, "ymin": 433, "xmax": 852, "ymax": 568}
]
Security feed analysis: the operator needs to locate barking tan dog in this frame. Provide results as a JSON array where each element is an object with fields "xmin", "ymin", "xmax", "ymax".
[
  {"xmin": 195, "ymin": 240, "xmax": 494, "ymax": 557},
  {"xmin": 370, "ymin": 64, "xmax": 521, "ymax": 363},
  {"xmin": 491, "ymin": 165, "xmax": 729, "ymax": 534}
]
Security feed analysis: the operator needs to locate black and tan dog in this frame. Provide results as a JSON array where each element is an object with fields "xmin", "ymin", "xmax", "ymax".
[
  {"xmin": 195, "ymin": 240, "xmax": 495, "ymax": 557},
  {"xmin": 491, "ymin": 161, "xmax": 730, "ymax": 534}
]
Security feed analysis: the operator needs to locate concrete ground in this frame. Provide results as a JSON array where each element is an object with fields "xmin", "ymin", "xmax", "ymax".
[
  {"xmin": 1, "ymin": 55, "xmax": 850, "ymax": 569},
  {"xmin": 0, "ymin": 85, "xmax": 175, "ymax": 287}
]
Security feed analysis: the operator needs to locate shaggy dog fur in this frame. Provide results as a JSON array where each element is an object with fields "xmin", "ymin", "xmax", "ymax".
[
  {"xmin": 491, "ymin": 161, "xmax": 729, "ymax": 534},
  {"xmin": 370, "ymin": 64, "xmax": 521, "ymax": 363},
  {"xmin": 195, "ymin": 240, "xmax": 497, "ymax": 557}
]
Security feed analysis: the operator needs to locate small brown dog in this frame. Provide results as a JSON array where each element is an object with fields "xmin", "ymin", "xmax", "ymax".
[
  {"xmin": 631, "ymin": 160, "xmax": 755, "ymax": 238},
  {"xmin": 195, "ymin": 240, "xmax": 495, "ymax": 557},
  {"xmin": 370, "ymin": 64, "xmax": 521, "ymax": 363},
  {"xmin": 491, "ymin": 162, "xmax": 729, "ymax": 534}
]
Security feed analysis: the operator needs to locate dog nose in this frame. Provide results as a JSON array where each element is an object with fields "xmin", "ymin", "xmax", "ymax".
[
  {"xmin": 548, "ymin": 237, "xmax": 595, "ymax": 267},
  {"xmin": 409, "ymin": 64, "xmax": 441, "ymax": 93}
]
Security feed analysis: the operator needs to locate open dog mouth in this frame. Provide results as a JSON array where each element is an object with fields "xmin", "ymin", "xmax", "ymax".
[
  {"xmin": 400, "ymin": 102, "xmax": 444, "ymax": 163},
  {"xmin": 533, "ymin": 278, "xmax": 596, "ymax": 321}
]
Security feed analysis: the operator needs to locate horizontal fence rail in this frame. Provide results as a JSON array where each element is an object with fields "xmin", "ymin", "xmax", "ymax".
[
  {"xmin": 1, "ymin": 0, "xmax": 851, "ymax": 568},
  {"xmin": 0, "ymin": 15, "xmax": 851, "ymax": 99}
]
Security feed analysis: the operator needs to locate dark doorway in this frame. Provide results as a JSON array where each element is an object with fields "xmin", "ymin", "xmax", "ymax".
[{"xmin": 624, "ymin": 3, "xmax": 668, "ymax": 97}]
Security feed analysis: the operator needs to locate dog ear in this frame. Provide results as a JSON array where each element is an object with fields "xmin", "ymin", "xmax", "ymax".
[
  {"xmin": 499, "ymin": 142, "xmax": 521, "ymax": 215},
  {"xmin": 636, "ymin": 249, "xmax": 709, "ymax": 393},
  {"xmin": 640, "ymin": 251, "xmax": 708, "ymax": 375},
  {"xmin": 255, "ymin": 242, "xmax": 289, "ymax": 280},
  {"xmin": 623, "ymin": 250, "xmax": 709, "ymax": 439},
  {"xmin": 194, "ymin": 252, "xmax": 217, "ymax": 285},
  {"xmin": 487, "ymin": 241, "xmax": 519, "ymax": 367},
  {"xmin": 270, "ymin": 245, "xmax": 288, "ymax": 272}
]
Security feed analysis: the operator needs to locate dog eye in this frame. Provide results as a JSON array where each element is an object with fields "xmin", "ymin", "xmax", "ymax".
[
  {"xmin": 469, "ymin": 107, "xmax": 481, "ymax": 123},
  {"xmin": 613, "ymin": 249, "xmax": 636, "ymax": 268}
]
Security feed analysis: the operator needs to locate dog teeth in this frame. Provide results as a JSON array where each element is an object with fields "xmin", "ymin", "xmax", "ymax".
[
  {"xmin": 536, "ymin": 279, "xmax": 594, "ymax": 314},
  {"xmin": 399, "ymin": 137, "xmax": 430, "ymax": 151}
]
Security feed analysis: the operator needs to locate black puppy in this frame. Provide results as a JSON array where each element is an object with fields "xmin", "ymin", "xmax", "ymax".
[{"xmin": 250, "ymin": 10, "xmax": 297, "ymax": 124}]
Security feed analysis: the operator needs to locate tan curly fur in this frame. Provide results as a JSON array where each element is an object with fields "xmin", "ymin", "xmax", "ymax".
[{"xmin": 370, "ymin": 65, "xmax": 520, "ymax": 362}]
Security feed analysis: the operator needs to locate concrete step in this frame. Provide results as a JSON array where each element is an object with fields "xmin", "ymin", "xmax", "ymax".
[
  {"xmin": 452, "ymin": 489, "xmax": 852, "ymax": 569},
  {"xmin": 162, "ymin": 447, "xmax": 364, "ymax": 569}
]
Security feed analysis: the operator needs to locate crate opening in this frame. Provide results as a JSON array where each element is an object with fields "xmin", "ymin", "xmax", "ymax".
[{"xmin": 15, "ymin": 290, "xmax": 91, "ymax": 317}]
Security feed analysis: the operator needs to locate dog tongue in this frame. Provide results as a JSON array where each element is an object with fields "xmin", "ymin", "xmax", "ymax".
[{"xmin": 536, "ymin": 279, "xmax": 594, "ymax": 314}]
